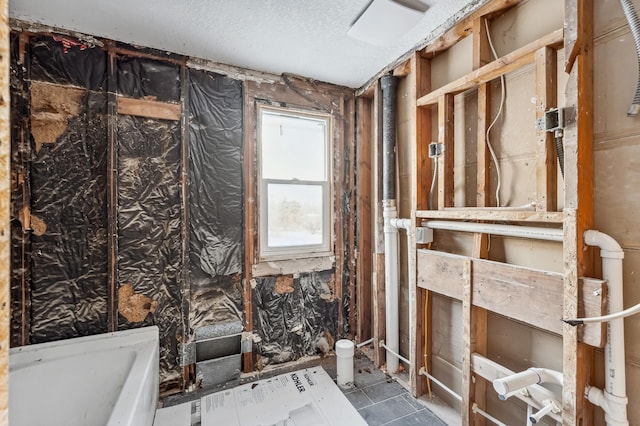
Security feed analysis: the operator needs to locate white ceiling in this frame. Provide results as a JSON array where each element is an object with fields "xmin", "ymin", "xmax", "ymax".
[{"xmin": 9, "ymin": 0, "xmax": 480, "ymax": 88}]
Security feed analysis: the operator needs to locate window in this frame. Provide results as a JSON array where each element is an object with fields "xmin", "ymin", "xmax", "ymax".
[{"xmin": 258, "ymin": 105, "xmax": 332, "ymax": 260}]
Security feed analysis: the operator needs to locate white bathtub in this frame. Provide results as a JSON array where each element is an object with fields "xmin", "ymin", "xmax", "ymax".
[{"xmin": 10, "ymin": 326, "xmax": 159, "ymax": 426}]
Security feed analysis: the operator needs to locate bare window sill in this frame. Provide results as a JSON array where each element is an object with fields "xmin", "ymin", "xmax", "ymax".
[{"xmin": 252, "ymin": 256, "xmax": 335, "ymax": 277}]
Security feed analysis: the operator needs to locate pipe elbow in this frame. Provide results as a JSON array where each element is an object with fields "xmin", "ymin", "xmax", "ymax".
[{"xmin": 584, "ymin": 230, "xmax": 624, "ymax": 259}]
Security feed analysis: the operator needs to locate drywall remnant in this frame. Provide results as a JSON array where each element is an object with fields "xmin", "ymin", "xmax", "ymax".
[
  {"xmin": 30, "ymin": 82, "xmax": 83, "ymax": 153},
  {"xmin": 274, "ymin": 275, "xmax": 295, "ymax": 294},
  {"xmin": 118, "ymin": 283, "xmax": 158, "ymax": 323}
]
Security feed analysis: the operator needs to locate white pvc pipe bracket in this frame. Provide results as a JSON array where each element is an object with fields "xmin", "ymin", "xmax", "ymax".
[{"xmin": 336, "ymin": 339, "xmax": 355, "ymax": 389}]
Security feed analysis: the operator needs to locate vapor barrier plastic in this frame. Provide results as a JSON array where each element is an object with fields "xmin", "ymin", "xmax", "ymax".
[
  {"xmin": 30, "ymin": 35, "xmax": 106, "ymax": 90},
  {"xmin": 116, "ymin": 114, "xmax": 183, "ymax": 389},
  {"xmin": 29, "ymin": 90, "xmax": 109, "ymax": 342},
  {"xmin": 188, "ymin": 69, "xmax": 244, "ymax": 329},
  {"xmin": 253, "ymin": 271, "xmax": 338, "ymax": 365},
  {"xmin": 118, "ymin": 58, "xmax": 180, "ymax": 102}
]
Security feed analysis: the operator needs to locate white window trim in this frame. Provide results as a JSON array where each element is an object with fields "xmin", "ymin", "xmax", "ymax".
[{"xmin": 256, "ymin": 104, "xmax": 334, "ymax": 262}]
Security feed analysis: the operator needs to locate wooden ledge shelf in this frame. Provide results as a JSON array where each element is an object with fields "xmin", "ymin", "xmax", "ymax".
[
  {"xmin": 416, "ymin": 208, "xmax": 564, "ymax": 223},
  {"xmin": 417, "ymin": 29, "xmax": 564, "ymax": 107}
]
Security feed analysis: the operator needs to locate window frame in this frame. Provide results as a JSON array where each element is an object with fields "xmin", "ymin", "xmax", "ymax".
[{"xmin": 256, "ymin": 104, "xmax": 333, "ymax": 261}]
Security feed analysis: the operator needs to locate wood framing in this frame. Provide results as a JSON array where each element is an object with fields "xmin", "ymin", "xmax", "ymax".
[
  {"xmin": 0, "ymin": 0, "xmax": 9, "ymax": 421},
  {"xmin": 418, "ymin": 30, "xmax": 564, "ymax": 107},
  {"xmin": 535, "ymin": 47, "xmax": 559, "ymax": 211},
  {"xmin": 437, "ymin": 94, "xmax": 454, "ymax": 209},
  {"xmin": 410, "ymin": 52, "xmax": 432, "ymax": 397},
  {"xmin": 356, "ymin": 97, "xmax": 373, "ymax": 343},
  {"xmin": 416, "ymin": 250, "xmax": 606, "ymax": 347},
  {"xmin": 562, "ymin": 0, "xmax": 595, "ymax": 424},
  {"xmin": 117, "ymin": 96, "xmax": 182, "ymax": 121}
]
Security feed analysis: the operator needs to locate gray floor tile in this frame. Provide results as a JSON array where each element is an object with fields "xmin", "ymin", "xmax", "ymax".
[
  {"xmin": 362, "ymin": 379, "xmax": 407, "ymax": 403},
  {"xmin": 354, "ymin": 363, "xmax": 388, "ymax": 388},
  {"xmin": 383, "ymin": 409, "xmax": 448, "ymax": 426},
  {"xmin": 345, "ymin": 389, "xmax": 374, "ymax": 410},
  {"xmin": 401, "ymin": 393, "xmax": 425, "ymax": 412},
  {"xmin": 358, "ymin": 395, "xmax": 416, "ymax": 426}
]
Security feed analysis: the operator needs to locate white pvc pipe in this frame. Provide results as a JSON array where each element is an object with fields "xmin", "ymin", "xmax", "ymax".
[
  {"xmin": 356, "ymin": 338, "xmax": 374, "ymax": 348},
  {"xmin": 582, "ymin": 230, "xmax": 629, "ymax": 426},
  {"xmin": 383, "ymin": 202, "xmax": 400, "ymax": 374},
  {"xmin": 424, "ymin": 220, "xmax": 563, "ymax": 242},
  {"xmin": 493, "ymin": 368, "xmax": 563, "ymax": 400},
  {"xmin": 335, "ymin": 339, "xmax": 355, "ymax": 388},
  {"xmin": 419, "ymin": 368, "xmax": 462, "ymax": 402},
  {"xmin": 380, "ymin": 340, "xmax": 410, "ymax": 365},
  {"xmin": 472, "ymin": 403, "xmax": 508, "ymax": 426}
]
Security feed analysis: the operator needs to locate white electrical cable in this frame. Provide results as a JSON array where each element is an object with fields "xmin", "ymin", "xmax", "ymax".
[
  {"xmin": 564, "ymin": 301, "xmax": 640, "ymax": 325},
  {"xmin": 484, "ymin": 19, "xmax": 505, "ymax": 207}
]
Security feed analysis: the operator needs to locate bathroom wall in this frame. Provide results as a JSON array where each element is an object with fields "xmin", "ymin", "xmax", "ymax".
[
  {"xmin": 9, "ymin": 26, "xmax": 356, "ymax": 396},
  {"xmin": 395, "ymin": 0, "xmax": 640, "ymax": 424}
]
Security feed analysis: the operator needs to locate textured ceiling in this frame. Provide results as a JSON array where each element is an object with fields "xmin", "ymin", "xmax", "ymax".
[{"xmin": 10, "ymin": 0, "xmax": 479, "ymax": 88}]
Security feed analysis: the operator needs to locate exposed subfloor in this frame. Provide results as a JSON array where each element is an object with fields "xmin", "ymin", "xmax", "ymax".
[{"xmin": 163, "ymin": 350, "xmax": 448, "ymax": 426}]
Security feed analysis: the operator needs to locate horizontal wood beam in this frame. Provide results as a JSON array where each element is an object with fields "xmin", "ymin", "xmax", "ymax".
[
  {"xmin": 422, "ymin": 0, "xmax": 522, "ymax": 59},
  {"xmin": 416, "ymin": 250, "xmax": 606, "ymax": 347},
  {"xmin": 417, "ymin": 29, "xmax": 564, "ymax": 107},
  {"xmin": 416, "ymin": 208, "xmax": 564, "ymax": 223},
  {"xmin": 117, "ymin": 96, "xmax": 182, "ymax": 121}
]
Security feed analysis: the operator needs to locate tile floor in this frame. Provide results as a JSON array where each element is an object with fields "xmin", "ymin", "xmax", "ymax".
[{"xmin": 163, "ymin": 350, "xmax": 448, "ymax": 426}]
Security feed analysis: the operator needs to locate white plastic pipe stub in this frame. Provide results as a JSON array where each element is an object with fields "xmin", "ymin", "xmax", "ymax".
[{"xmin": 336, "ymin": 339, "xmax": 355, "ymax": 388}]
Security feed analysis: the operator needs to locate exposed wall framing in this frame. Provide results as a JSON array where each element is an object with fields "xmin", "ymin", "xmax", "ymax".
[{"xmin": 371, "ymin": 0, "xmax": 599, "ymax": 424}]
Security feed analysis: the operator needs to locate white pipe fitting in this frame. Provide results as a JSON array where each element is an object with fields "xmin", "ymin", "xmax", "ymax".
[
  {"xmin": 529, "ymin": 400, "xmax": 560, "ymax": 424},
  {"xmin": 336, "ymin": 339, "xmax": 355, "ymax": 388},
  {"xmin": 383, "ymin": 202, "xmax": 400, "ymax": 374},
  {"xmin": 586, "ymin": 386, "xmax": 629, "ymax": 426},
  {"xmin": 425, "ymin": 220, "xmax": 563, "ymax": 242},
  {"xmin": 493, "ymin": 368, "xmax": 562, "ymax": 400}
]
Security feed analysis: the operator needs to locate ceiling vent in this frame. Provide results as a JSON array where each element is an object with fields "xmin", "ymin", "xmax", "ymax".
[{"xmin": 348, "ymin": 0, "xmax": 428, "ymax": 46}]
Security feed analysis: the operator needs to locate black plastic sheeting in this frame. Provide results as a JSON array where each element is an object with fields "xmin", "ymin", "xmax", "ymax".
[
  {"xmin": 30, "ymin": 35, "xmax": 106, "ymax": 90},
  {"xmin": 252, "ymin": 271, "xmax": 338, "ymax": 365},
  {"xmin": 118, "ymin": 58, "xmax": 180, "ymax": 102},
  {"xmin": 188, "ymin": 69, "xmax": 244, "ymax": 329},
  {"xmin": 116, "ymin": 114, "xmax": 183, "ymax": 388},
  {"xmin": 29, "ymin": 91, "xmax": 109, "ymax": 342}
]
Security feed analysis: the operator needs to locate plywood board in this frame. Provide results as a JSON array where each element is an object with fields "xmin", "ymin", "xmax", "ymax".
[{"xmin": 117, "ymin": 96, "xmax": 181, "ymax": 121}]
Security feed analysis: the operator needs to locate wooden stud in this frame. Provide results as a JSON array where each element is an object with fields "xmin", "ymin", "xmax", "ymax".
[
  {"xmin": 345, "ymin": 95, "xmax": 358, "ymax": 338},
  {"xmin": 437, "ymin": 94, "xmax": 454, "ymax": 209},
  {"xmin": 372, "ymin": 253, "xmax": 386, "ymax": 367},
  {"xmin": 535, "ymin": 47, "xmax": 558, "ymax": 212},
  {"xmin": 461, "ymin": 258, "xmax": 473, "ymax": 426},
  {"xmin": 418, "ymin": 30, "xmax": 564, "ymax": 107},
  {"xmin": 179, "ymin": 66, "xmax": 191, "ymax": 389},
  {"xmin": 335, "ymin": 97, "xmax": 346, "ymax": 336},
  {"xmin": 422, "ymin": 0, "xmax": 522, "ymax": 58},
  {"xmin": 562, "ymin": 0, "xmax": 595, "ymax": 424},
  {"xmin": 477, "ymin": 83, "xmax": 491, "ymax": 208},
  {"xmin": 117, "ymin": 96, "xmax": 182, "ymax": 121},
  {"xmin": 106, "ymin": 46, "xmax": 118, "ymax": 333},
  {"xmin": 0, "ymin": 0, "xmax": 10, "ymax": 421},
  {"xmin": 242, "ymin": 86, "xmax": 256, "ymax": 373},
  {"xmin": 411, "ymin": 52, "xmax": 431, "ymax": 398},
  {"xmin": 356, "ymin": 97, "xmax": 373, "ymax": 343}
]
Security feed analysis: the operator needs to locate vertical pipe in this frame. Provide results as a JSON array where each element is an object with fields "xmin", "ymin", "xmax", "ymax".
[
  {"xmin": 381, "ymin": 75, "xmax": 400, "ymax": 373},
  {"xmin": 583, "ymin": 230, "xmax": 629, "ymax": 426}
]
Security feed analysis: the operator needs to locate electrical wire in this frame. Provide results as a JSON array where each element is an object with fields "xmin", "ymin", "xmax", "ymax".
[
  {"xmin": 484, "ymin": 19, "xmax": 505, "ymax": 207},
  {"xmin": 563, "ymin": 301, "xmax": 640, "ymax": 325},
  {"xmin": 428, "ymin": 157, "xmax": 438, "ymax": 210}
]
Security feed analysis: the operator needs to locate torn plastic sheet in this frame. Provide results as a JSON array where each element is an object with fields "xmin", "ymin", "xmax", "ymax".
[
  {"xmin": 187, "ymin": 69, "xmax": 244, "ymax": 329},
  {"xmin": 30, "ymin": 35, "xmax": 106, "ymax": 90},
  {"xmin": 116, "ymin": 114, "xmax": 183, "ymax": 391},
  {"xmin": 252, "ymin": 271, "xmax": 338, "ymax": 365},
  {"xmin": 117, "ymin": 57, "xmax": 180, "ymax": 102},
  {"xmin": 29, "ymin": 90, "xmax": 109, "ymax": 342}
]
